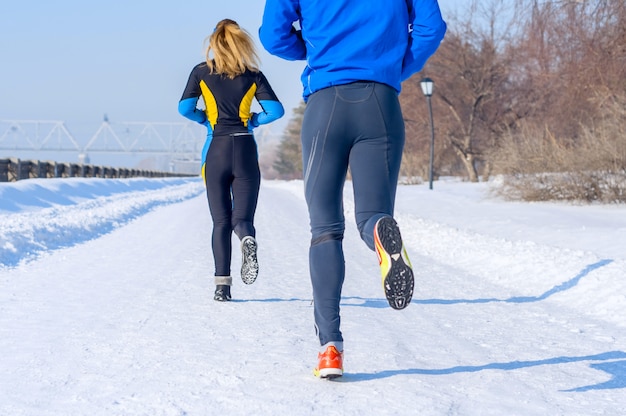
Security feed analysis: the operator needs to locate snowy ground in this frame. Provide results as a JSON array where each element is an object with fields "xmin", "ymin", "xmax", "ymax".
[{"xmin": 1, "ymin": 176, "xmax": 625, "ymax": 415}]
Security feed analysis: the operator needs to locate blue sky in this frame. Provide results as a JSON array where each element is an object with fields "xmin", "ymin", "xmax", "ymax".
[{"xmin": 0, "ymin": 0, "xmax": 461, "ymax": 142}]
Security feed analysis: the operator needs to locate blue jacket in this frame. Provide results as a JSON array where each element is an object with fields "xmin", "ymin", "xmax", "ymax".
[{"xmin": 259, "ymin": 0, "xmax": 447, "ymax": 101}]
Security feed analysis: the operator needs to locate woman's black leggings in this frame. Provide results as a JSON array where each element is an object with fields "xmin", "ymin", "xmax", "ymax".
[{"xmin": 204, "ymin": 133, "xmax": 260, "ymax": 277}]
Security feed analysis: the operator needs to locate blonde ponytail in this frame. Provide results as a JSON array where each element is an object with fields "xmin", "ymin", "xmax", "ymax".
[{"xmin": 205, "ymin": 19, "xmax": 260, "ymax": 79}]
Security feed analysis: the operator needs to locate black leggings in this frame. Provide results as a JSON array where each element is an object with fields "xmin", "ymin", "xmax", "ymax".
[
  {"xmin": 204, "ymin": 133, "xmax": 260, "ymax": 276},
  {"xmin": 300, "ymin": 82, "xmax": 405, "ymax": 345}
]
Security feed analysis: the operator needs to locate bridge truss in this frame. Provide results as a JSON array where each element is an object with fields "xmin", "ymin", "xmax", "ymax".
[{"xmin": 0, "ymin": 119, "xmax": 278, "ymax": 174}]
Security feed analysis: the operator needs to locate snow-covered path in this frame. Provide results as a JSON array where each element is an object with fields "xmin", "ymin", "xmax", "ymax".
[{"xmin": 1, "ymin": 177, "xmax": 625, "ymax": 415}]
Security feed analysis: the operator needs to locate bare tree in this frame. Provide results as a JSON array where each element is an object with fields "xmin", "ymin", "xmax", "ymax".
[
  {"xmin": 509, "ymin": 0, "xmax": 626, "ymax": 140},
  {"xmin": 412, "ymin": 0, "xmax": 521, "ymax": 182}
]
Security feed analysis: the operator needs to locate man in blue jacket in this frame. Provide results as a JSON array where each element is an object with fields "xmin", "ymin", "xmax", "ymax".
[{"xmin": 260, "ymin": 0, "xmax": 446, "ymax": 378}]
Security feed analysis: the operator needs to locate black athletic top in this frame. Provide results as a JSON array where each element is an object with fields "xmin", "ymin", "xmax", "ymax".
[{"xmin": 179, "ymin": 63, "xmax": 281, "ymax": 136}]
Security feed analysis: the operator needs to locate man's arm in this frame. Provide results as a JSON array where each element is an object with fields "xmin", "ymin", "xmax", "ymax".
[
  {"xmin": 259, "ymin": 0, "xmax": 307, "ymax": 61},
  {"xmin": 401, "ymin": 0, "xmax": 447, "ymax": 81}
]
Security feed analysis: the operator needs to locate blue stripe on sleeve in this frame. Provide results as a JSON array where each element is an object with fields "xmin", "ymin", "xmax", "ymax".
[
  {"xmin": 253, "ymin": 100, "xmax": 285, "ymax": 126},
  {"xmin": 178, "ymin": 97, "xmax": 207, "ymax": 124}
]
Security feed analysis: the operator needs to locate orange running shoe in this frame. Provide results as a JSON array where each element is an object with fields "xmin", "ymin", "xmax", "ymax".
[
  {"xmin": 374, "ymin": 216, "xmax": 414, "ymax": 310},
  {"xmin": 313, "ymin": 345, "xmax": 343, "ymax": 379}
]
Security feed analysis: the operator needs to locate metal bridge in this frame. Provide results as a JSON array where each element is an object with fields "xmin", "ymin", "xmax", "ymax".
[{"xmin": 0, "ymin": 119, "xmax": 279, "ymax": 174}]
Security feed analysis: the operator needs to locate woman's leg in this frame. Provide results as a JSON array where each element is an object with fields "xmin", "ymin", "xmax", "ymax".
[
  {"xmin": 231, "ymin": 134, "xmax": 261, "ymax": 240},
  {"xmin": 204, "ymin": 136, "xmax": 234, "ymax": 276},
  {"xmin": 231, "ymin": 134, "xmax": 261, "ymax": 285}
]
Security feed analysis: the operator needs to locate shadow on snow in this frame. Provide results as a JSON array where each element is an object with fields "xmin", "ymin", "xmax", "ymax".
[
  {"xmin": 342, "ymin": 351, "xmax": 626, "ymax": 392},
  {"xmin": 334, "ymin": 259, "xmax": 612, "ymax": 309},
  {"xmin": 333, "ymin": 259, "xmax": 621, "ymax": 392}
]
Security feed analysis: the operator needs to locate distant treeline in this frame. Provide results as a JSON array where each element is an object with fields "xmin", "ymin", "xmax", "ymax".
[{"xmin": 0, "ymin": 157, "xmax": 195, "ymax": 182}]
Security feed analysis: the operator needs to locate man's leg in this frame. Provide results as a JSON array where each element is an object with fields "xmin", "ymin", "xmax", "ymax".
[
  {"xmin": 301, "ymin": 87, "xmax": 352, "ymax": 346},
  {"xmin": 347, "ymin": 83, "xmax": 414, "ymax": 309},
  {"xmin": 348, "ymin": 82, "xmax": 405, "ymax": 249}
]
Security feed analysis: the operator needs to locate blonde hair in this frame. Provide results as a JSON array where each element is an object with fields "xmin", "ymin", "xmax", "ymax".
[{"xmin": 205, "ymin": 19, "xmax": 260, "ymax": 79}]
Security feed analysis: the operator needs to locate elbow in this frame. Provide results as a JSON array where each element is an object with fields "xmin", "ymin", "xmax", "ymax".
[
  {"xmin": 258, "ymin": 100, "xmax": 285, "ymax": 124},
  {"xmin": 268, "ymin": 101, "xmax": 285, "ymax": 122},
  {"xmin": 259, "ymin": 29, "xmax": 306, "ymax": 61},
  {"xmin": 436, "ymin": 20, "xmax": 447, "ymax": 42},
  {"xmin": 275, "ymin": 104, "xmax": 285, "ymax": 119},
  {"xmin": 177, "ymin": 100, "xmax": 191, "ymax": 118},
  {"xmin": 259, "ymin": 28, "xmax": 279, "ymax": 56},
  {"xmin": 178, "ymin": 97, "xmax": 200, "ymax": 119}
]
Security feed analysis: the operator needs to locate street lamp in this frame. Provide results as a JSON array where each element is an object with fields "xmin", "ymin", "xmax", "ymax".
[{"xmin": 420, "ymin": 78, "xmax": 435, "ymax": 190}]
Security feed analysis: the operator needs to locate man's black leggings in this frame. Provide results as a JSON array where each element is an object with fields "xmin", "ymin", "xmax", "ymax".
[
  {"xmin": 204, "ymin": 133, "xmax": 260, "ymax": 277},
  {"xmin": 301, "ymin": 82, "xmax": 405, "ymax": 345}
]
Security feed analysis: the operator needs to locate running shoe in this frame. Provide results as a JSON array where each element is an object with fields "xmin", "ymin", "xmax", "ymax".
[
  {"xmin": 214, "ymin": 284, "xmax": 231, "ymax": 302},
  {"xmin": 313, "ymin": 345, "xmax": 343, "ymax": 379},
  {"xmin": 241, "ymin": 236, "xmax": 259, "ymax": 285},
  {"xmin": 374, "ymin": 216, "xmax": 414, "ymax": 310}
]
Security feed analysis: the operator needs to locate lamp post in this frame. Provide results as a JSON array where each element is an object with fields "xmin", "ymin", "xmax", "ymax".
[{"xmin": 420, "ymin": 78, "xmax": 435, "ymax": 190}]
